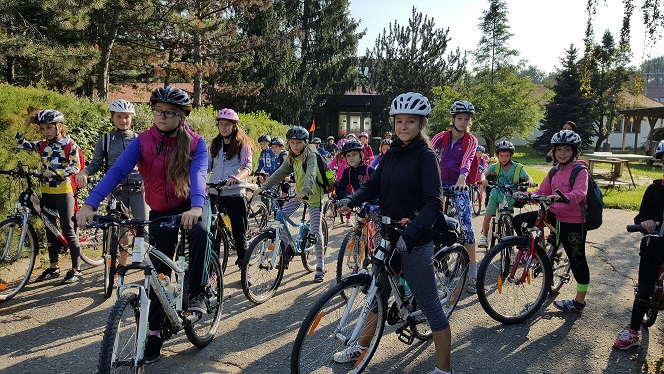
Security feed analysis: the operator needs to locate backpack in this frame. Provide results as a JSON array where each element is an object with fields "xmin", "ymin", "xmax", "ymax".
[
  {"xmin": 303, "ymin": 150, "xmax": 336, "ymax": 193},
  {"xmin": 102, "ymin": 133, "xmax": 111, "ymax": 172},
  {"xmin": 488, "ymin": 162, "xmax": 523, "ymax": 184},
  {"xmin": 434, "ymin": 130, "xmax": 479, "ymax": 184},
  {"xmin": 547, "ymin": 164, "xmax": 604, "ymax": 230},
  {"xmin": 39, "ymin": 140, "xmax": 86, "ymax": 210}
]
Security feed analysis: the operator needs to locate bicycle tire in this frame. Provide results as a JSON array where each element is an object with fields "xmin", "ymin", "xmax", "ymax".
[
  {"xmin": 248, "ymin": 201, "xmax": 269, "ymax": 233},
  {"xmin": 0, "ymin": 219, "xmax": 39, "ymax": 302},
  {"xmin": 184, "ymin": 252, "xmax": 224, "ymax": 347},
  {"xmin": 500, "ymin": 214, "xmax": 513, "ymax": 236},
  {"xmin": 241, "ymin": 231, "xmax": 286, "ymax": 304},
  {"xmin": 546, "ymin": 240, "xmax": 570, "ymax": 294},
  {"xmin": 322, "ymin": 199, "xmax": 338, "ymax": 226},
  {"xmin": 301, "ymin": 219, "xmax": 329, "ymax": 272},
  {"xmin": 212, "ymin": 223, "xmax": 231, "ymax": 274},
  {"xmin": 434, "ymin": 244, "xmax": 469, "ymax": 320},
  {"xmin": 103, "ymin": 226, "xmax": 119, "ymax": 300},
  {"xmin": 472, "ymin": 186, "xmax": 481, "ymax": 216},
  {"xmin": 79, "ymin": 227, "xmax": 104, "ymax": 266},
  {"xmin": 642, "ymin": 300, "xmax": 659, "ymax": 328},
  {"xmin": 290, "ymin": 274, "xmax": 386, "ymax": 374},
  {"xmin": 336, "ymin": 230, "xmax": 365, "ymax": 283},
  {"xmin": 98, "ymin": 293, "xmax": 144, "ymax": 374},
  {"xmin": 490, "ymin": 218, "xmax": 498, "ymax": 249},
  {"xmin": 477, "ymin": 239, "xmax": 552, "ymax": 324}
]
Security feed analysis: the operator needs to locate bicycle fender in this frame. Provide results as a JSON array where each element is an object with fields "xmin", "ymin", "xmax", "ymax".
[
  {"xmin": 338, "ymin": 273, "xmax": 372, "ymax": 286},
  {"xmin": 498, "ymin": 235, "xmax": 529, "ymax": 246}
]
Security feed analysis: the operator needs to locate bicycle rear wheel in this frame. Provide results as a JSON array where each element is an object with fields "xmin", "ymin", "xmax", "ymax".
[
  {"xmin": 0, "ymin": 219, "xmax": 38, "ymax": 302},
  {"xmin": 477, "ymin": 239, "xmax": 551, "ymax": 324},
  {"xmin": 322, "ymin": 199, "xmax": 338, "ymax": 226},
  {"xmin": 336, "ymin": 230, "xmax": 366, "ymax": 283},
  {"xmin": 301, "ymin": 219, "xmax": 329, "ymax": 272},
  {"xmin": 184, "ymin": 252, "xmax": 224, "ymax": 347},
  {"xmin": 247, "ymin": 201, "xmax": 269, "ymax": 234},
  {"xmin": 79, "ymin": 227, "xmax": 104, "ymax": 266},
  {"xmin": 546, "ymin": 240, "xmax": 570, "ymax": 294},
  {"xmin": 98, "ymin": 293, "xmax": 144, "ymax": 374},
  {"xmin": 212, "ymin": 223, "xmax": 231, "ymax": 274},
  {"xmin": 471, "ymin": 187, "xmax": 481, "ymax": 216},
  {"xmin": 290, "ymin": 274, "xmax": 386, "ymax": 374},
  {"xmin": 241, "ymin": 231, "xmax": 286, "ymax": 304},
  {"xmin": 434, "ymin": 244, "xmax": 469, "ymax": 319}
]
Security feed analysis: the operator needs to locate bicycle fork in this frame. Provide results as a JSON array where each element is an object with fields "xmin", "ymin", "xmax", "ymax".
[{"xmin": 1, "ymin": 213, "xmax": 30, "ymax": 261}]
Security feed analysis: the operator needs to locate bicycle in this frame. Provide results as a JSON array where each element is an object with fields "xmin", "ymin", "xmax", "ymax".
[
  {"xmin": 96, "ymin": 214, "xmax": 223, "ymax": 373},
  {"xmin": 470, "ymin": 182, "xmax": 483, "ymax": 216},
  {"xmin": 336, "ymin": 203, "xmax": 378, "ymax": 285},
  {"xmin": 207, "ymin": 178, "xmax": 267, "ymax": 274},
  {"xmin": 241, "ymin": 189, "xmax": 329, "ymax": 304},
  {"xmin": 476, "ymin": 191, "xmax": 571, "ymax": 324},
  {"xmin": 485, "ymin": 181, "xmax": 532, "ymax": 249},
  {"xmin": 290, "ymin": 210, "xmax": 468, "ymax": 373},
  {"xmin": 322, "ymin": 191, "xmax": 345, "ymax": 226},
  {"xmin": 0, "ymin": 163, "xmax": 104, "ymax": 302},
  {"xmin": 627, "ymin": 222, "xmax": 664, "ymax": 328}
]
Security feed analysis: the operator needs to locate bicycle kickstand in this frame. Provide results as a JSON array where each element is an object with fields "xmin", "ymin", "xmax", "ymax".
[{"xmin": 396, "ymin": 323, "xmax": 415, "ymax": 345}]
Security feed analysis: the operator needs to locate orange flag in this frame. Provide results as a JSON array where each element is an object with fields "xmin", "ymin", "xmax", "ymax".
[{"xmin": 309, "ymin": 119, "xmax": 316, "ymax": 132}]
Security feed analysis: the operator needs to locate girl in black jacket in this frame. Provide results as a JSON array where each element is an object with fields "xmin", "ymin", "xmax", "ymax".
[{"xmin": 336, "ymin": 92, "xmax": 452, "ymax": 374}]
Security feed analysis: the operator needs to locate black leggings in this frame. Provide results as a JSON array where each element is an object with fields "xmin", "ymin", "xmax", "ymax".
[
  {"xmin": 42, "ymin": 193, "xmax": 81, "ymax": 268},
  {"xmin": 210, "ymin": 195, "xmax": 248, "ymax": 260},
  {"xmin": 147, "ymin": 201, "xmax": 211, "ymax": 331},
  {"xmin": 512, "ymin": 211, "xmax": 589, "ymax": 285},
  {"xmin": 630, "ymin": 237, "xmax": 664, "ymax": 330}
]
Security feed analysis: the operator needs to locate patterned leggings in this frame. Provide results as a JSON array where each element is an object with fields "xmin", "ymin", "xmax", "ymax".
[{"xmin": 443, "ymin": 184, "xmax": 475, "ymax": 244}]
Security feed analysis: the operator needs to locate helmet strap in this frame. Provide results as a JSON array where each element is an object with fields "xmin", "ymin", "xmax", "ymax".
[
  {"xmin": 158, "ymin": 124, "xmax": 180, "ymax": 137},
  {"xmin": 452, "ymin": 125, "xmax": 464, "ymax": 133}
]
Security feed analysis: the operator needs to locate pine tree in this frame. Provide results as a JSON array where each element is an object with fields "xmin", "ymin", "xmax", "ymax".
[{"xmin": 534, "ymin": 45, "xmax": 594, "ymax": 153}]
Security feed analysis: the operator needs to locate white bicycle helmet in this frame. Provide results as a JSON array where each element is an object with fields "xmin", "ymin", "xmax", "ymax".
[
  {"xmin": 109, "ymin": 99, "xmax": 136, "ymax": 114},
  {"xmin": 551, "ymin": 130, "xmax": 582, "ymax": 147},
  {"xmin": 449, "ymin": 100, "xmax": 475, "ymax": 115},
  {"xmin": 389, "ymin": 92, "xmax": 431, "ymax": 116},
  {"xmin": 35, "ymin": 109, "xmax": 65, "ymax": 124}
]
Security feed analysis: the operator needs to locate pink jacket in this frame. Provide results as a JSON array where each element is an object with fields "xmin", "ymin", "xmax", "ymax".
[
  {"xmin": 329, "ymin": 156, "xmax": 348, "ymax": 181},
  {"xmin": 535, "ymin": 160, "xmax": 589, "ymax": 223}
]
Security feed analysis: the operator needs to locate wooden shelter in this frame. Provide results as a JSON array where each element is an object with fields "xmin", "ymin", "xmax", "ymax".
[{"xmin": 618, "ymin": 105, "xmax": 664, "ymax": 154}]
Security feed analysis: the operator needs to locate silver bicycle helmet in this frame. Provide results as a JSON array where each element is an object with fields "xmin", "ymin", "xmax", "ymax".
[
  {"xmin": 389, "ymin": 92, "xmax": 431, "ymax": 116},
  {"xmin": 655, "ymin": 141, "xmax": 664, "ymax": 159},
  {"xmin": 449, "ymin": 100, "xmax": 475, "ymax": 115},
  {"xmin": 109, "ymin": 99, "xmax": 136, "ymax": 114},
  {"xmin": 495, "ymin": 140, "xmax": 515, "ymax": 154},
  {"xmin": 551, "ymin": 130, "xmax": 582, "ymax": 147},
  {"xmin": 35, "ymin": 110, "xmax": 65, "ymax": 124}
]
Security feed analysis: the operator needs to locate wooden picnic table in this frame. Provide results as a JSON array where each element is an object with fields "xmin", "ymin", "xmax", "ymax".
[{"xmin": 586, "ymin": 158, "xmax": 636, "ymax": 188}]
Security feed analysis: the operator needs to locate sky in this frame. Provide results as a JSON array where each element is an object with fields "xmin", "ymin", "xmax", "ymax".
[{"xmin": 348, "ymin": 0, "xmax": 664, "ymax": 74}]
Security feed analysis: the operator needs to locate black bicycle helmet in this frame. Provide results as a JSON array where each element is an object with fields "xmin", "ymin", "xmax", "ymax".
[
  {"xmin": 258, "ymin": 134, "xmax": 271, "ymax": 143},
  {"xmin": 341, "ymin": 139, "xmax": 364, "ymax": 154},
  {"xmin": 270, "ymin": 137, "xmax": 285, "ymax": 146},
  {"xmin": 286, "ymin": 126, "xmax": 309, "ymax": 141},
  {"xmin": 150, "ymin": 86, "xmax": 193, "ymax": 115},
  {"xmin": 495, "ymin": 140, "xmax": 515, "ymax": 155},
  {"xmin": 551, "ymin": 130, "xmax": 582, "ymax": 147},
  {"xmin": 34, "ymin": 109, "xmax": 65, "ymax": 124}
]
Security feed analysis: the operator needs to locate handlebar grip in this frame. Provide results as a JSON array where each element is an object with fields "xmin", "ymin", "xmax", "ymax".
[
  {"xmin": 554, "ymin": 189, "xmax": 570, "ymax": 204},
  {"xmin": 626, "ymin": 224, "xmax": 646, "ymax": 233}
]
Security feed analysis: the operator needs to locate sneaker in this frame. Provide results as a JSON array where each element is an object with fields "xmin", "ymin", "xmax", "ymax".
[
  {"xmin": 466, "ymin": 277, "xmax": 477, "ymax": 294},
  {"xmin": 35, "ymin": 267, "xmax": 60, "ymax": 282},
  {"xmin": 187, "ymin": 293, "xmax": 207, "ymax": 314},
  {"xmin": 332, "ymin": 343, "xmax": 366, "ymax": 363},
  {"xmin": 427, "ymin": 367, "xmax": 454, "ymax": 374},
  {"xmin": 314, "ymin": 267, "xmax": 325, "ymax": 283},
  {"xmin": 61, "ymin": 270, "xmax": 83, "ymax": 284},
  {"xmin": 478, "ymin": 236, "xmax": 489, "ymax": 248},
  {"xmin": 613, "ymin": 328, "xmax": 640, "ymax": 350},
  {"xmin": 144, "ymin": 335, "xmax": 164, "ymax": 364},
  {"xmin": 553, "ymin": 299, "xmax": 585, "ymax": 312},
  {"xmin": 346, "ymin": 220, "xmax": 353, "ymax": 227}
]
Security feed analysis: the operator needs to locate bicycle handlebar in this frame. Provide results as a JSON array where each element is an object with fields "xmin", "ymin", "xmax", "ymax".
[{"xmin": 86, "ymin": 214, "xmax": 200, "ymax": 230}]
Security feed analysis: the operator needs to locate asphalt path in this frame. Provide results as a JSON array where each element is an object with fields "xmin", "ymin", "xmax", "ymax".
[{"xmin": 0, "ymin": 208, "xmax": 662, "ymax": 373}]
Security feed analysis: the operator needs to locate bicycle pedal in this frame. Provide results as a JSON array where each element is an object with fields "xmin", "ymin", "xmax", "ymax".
[{"xmin": 396, "ymin": 324, "xmax": 414, "ymax": 345}]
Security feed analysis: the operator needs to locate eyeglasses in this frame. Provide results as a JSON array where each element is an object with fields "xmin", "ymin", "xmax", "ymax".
[{"xmin": 152, "ymin": 109, "xmax": 181, "ymax": 118}]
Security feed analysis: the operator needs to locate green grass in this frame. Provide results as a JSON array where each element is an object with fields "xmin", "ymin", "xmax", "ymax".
[{"xmin": 511, "ymin": 145, "xmax": 652, "ymax": 210}]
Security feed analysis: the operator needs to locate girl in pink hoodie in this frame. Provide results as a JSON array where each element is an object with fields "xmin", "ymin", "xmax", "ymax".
[{"xmin": 513, "ymin": 130, "xmax": 590, "ymax": 313}]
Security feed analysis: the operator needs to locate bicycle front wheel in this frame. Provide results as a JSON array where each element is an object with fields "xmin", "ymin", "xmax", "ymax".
[
  {"xmin": 322, "ymin": 199, "xmax": 338, "ymax": 226},
  {"xmin": 301, "ymin": 219, "xmax": 329, "ymax": 272},
  {"xmin": 79, "ymin": 227, "xmax": 104, "ymax": 266},
  {"xmin": 98, "ymin": 293, "xmax": 144, "ymax": 374},
  {"xmin": 185, "ymin": 252, "xmax": 224, "ymax": 347},
  {"xmin": 248, "ymin": 201, "xmax": 269, "ymax": 233},
  {"xmin": 103, "ymin": 226, "xmax": 119, "ymax": 300},
  {"xmin": 212, "ymin": 223, "xmax": 231, "ymax": 274},
  {"xmin": 336, "ymin": 230, "xmax": 366, "ymax": 283},
  {"xmin": 0, "ymin": 219, "xmax": 39, "ymax": 302},
  {"xmin": 434, "ymin": 244, "xmax": 469, "ymax": 319},
  {"xmin": 477, "ymin": 240, "xmax": 552, "ymax": 324},
  {"xmin": 471, "ymin": 187, "xmax": 481, "ymax": 216},
  {"xmin": 290, "ymin": 274, "xmax": 386, "ymax": 374},
  {"xmin": 546, "ymin": 241, "xmax": 570, "ymax": 294},
  {"xmin": 242, "ymin": 231, "xmax": 286, "ymax": 304}
]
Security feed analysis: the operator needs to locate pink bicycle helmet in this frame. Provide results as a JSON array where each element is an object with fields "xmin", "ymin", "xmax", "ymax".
[
  {"xmin": 358, "ymin": 132, "xmax": 369, "ymax": 139},
  {"xmin": 216, "ymin": 108, "xmax": 239, "ymax": 123}
]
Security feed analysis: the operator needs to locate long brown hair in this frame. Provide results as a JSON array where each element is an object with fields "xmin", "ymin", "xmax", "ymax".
[
  {"xmin": 210, "ymin": 123, "xmax": 253, "ymax": 160},
  {"xmin": 168, "ymin": 125, "xmax": 193, "ymax": 198}
]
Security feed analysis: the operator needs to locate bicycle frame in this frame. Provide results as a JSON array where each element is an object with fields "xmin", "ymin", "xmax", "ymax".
[{"xmin": 266, "ymin": 198, "xmax": 311, "ymax": 266}]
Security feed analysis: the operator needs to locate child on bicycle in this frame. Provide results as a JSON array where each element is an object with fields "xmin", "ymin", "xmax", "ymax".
[
  {"xmin": 546, "ymin": 121, "xmax": 577, "ymax": 163},
  {"xmin": 358, "ymin": 132, "xmax": 374, "ymax": 165},
  {"xmin": 612, "ymin": 142, "xmax": 664, "ymax": 350},
  {"xmin": 513, "ymin": 130, "xmax": 590, "ymax": 313},
  {"xmin": 324, "ymin": 135, "xmax": 338, "ymax": 155},
  {"xmin": 335, "ymin": 139, "xmax": 375, "ymax": 227},
  {"xmin": 431, "ymin": 100, "xmax": 479, "ymax": 294},
  {"xmin": 254, "ymin": 134, "xmax": 274, "ymax": 185},
  {"xmin": 75, "ymin": 99, "xmax": 149, "ymax": 269},
  {"xmin": 208, "ymin": 108, "xmax": 253, "ymax": 268},
  {"xmin": 312, "ymin": 137, "xmax": 328, "ymax": 156},
  {"xmin": 269, "ymin": 137, "xmax": 290, "ymax": 196},
  {"xmin": 337, "ymin": 92, "xmax": 453, "ymax": 374},
  {"xmin": 77, "ymin": 86, "xmax": 210, "ymax": 364},
  {"xmin": 256, "ymin": 126, "xmax": 326, "ymax": 282},
  {"xmin": 17, "ymin": 109, "xmax": 83, "ymax": 284},
  {"xmin": 478, "ymin": 140, "xmax": 534, "ymax": 248},
  {"xmin": 371, "ymin": 138, "xmax": 392, "ymax": 169}
]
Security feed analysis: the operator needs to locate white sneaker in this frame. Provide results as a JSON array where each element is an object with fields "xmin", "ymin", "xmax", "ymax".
[
  {"xmin": 478, "ymin": 236, "xmax": 488, "ymax": 248},
  {"xmin": 466, "ymin": 277, "xmax": 477, "ymax": 294},
  {"xmin": 332, "ymin": 343, "xmax": 366, "ymax": 363},
  {"xmin": 427, "ymin": 367, "xmax": 454, "ymax": 374}
]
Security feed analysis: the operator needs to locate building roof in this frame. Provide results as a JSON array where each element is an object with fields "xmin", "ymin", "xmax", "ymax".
[
  {"xmin": 107, "ymin": 83, "xmax": 202, "ymax": 104},
  {"xmin": 644, "ymin": 83, "xmax": 664, "ymax": 103}
]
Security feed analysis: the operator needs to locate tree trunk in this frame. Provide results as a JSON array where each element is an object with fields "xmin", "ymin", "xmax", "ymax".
[
  {"xmin": 96, "ymin": 13, "xmax": 120, "ymax": 100},
  {"xmin": 5, "ymin": 56, "xmax": 14, "ymax": 84},
  {"xmin": 193, "ymin": 32, "xmax": 202, "ymax": 108}
]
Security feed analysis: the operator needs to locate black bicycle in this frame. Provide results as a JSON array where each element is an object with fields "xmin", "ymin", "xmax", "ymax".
[{"xmin": 627, "ymin": 222, "xmax": 664, "ymax": 327}]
